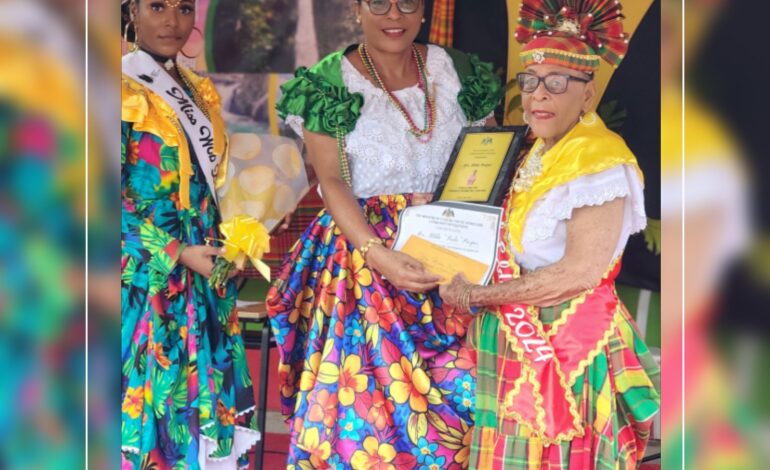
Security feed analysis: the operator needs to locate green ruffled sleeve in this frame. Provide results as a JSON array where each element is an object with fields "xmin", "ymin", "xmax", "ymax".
[
  {"xmin": 443, "ymin": 47, "xmax": 504, "ymax": 123},
  {"xmin": 276, "ymin": 50, "xmax": 364, "ymax": 139}
]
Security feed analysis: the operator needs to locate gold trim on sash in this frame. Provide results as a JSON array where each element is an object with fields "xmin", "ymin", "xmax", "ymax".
[{"xmin": 547, "ymin": 258, "xmax": 621, "ymax": 339}]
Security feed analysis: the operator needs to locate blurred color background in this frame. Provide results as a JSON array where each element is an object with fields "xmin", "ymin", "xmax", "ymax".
[
  {"xmin": 660, "ymin": 0, "xmax": 770, "ymax": 468},
  {"xmin": 2, "ymin": 0, "xmax": 769, "ymax": 468}
]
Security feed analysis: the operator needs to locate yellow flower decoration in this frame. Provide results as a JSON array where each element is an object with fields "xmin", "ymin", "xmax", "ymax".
[
  {"xmin": 389, "ymin": 355, "xmax": 431, "ymax": 413},
  {"xmin": 317, "ymin": 354, "xmax": 368, "ymax": 406},
  {"xmin": 349, "ymin": 249, "xmax": 372, "ymax": 299},
  {"xmin": 351, "ymin": 436, "xmax": 396, "ymax": 470},
  {"xmin": 298, "ymin": 428, "xmax": 331, "ymax": 467},
  {"xmin": 299, "ymin": 351, "xmax": 322, "ymax": 392},
  {"xmin": 122, "ymin": 385, "xmax": 144, "ymax": 419},
  {"xmin": 219, "ymin": 215, "xmax": 271, "ymax": 280}
]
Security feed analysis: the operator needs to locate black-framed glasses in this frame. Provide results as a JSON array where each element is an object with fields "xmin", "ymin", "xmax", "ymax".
[
  {"xmin": 516, "ymin": 72, "xmax": 592, "ymax": 94},
  {"xmin": 363, "ymin": 0, "xmax": 421, "ymax": 15}
]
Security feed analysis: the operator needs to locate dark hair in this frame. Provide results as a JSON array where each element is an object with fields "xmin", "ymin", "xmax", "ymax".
[{"xmin": 121, "ymin": 0, "xmax": 137, "ymax": 43}]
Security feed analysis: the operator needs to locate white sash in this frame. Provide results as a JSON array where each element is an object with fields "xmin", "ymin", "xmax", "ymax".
[{"xmin": 122, "ymin": 50, "xmax": 221, "ymax": 204}]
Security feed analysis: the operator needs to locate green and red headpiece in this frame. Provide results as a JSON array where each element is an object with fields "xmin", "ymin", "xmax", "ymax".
[{"xmin": 515, "ymin": 0, "xmax": 629, "ymax": 73}]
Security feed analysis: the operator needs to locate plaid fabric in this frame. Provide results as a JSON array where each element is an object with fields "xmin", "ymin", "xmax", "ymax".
[
  {"xmin": 428, "ymin": 0, "xmax": 456, "ymax": 47},
  {"xmin": 520, "ymin": 36, "xmax": 600, "ymax": 73},
  {"xmin": 468, "ymin": 298, "xmax": 660, "ymax": 469},
  {"xmin": 515, "ymin": 0, "xmax": 628, "ymax": 68},
  {"xmin": 241, "ymin": 184, "xmax": 324, "ymax": 280}
]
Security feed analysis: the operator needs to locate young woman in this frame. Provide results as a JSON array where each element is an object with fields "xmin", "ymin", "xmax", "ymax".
[
  {"xmin": 121, "ymin": 1, "xmax": 259, "ymax": 467},
  {"xmin": 267, "ymin": 0, "xmax": 502, "ymax": 467}
]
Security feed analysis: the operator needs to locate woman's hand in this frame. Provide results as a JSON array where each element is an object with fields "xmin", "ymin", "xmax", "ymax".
[
  {"xmin": 458, "ymin": 199, "xmax": 626, "ymax": 308},
  {"xmin": 179, "ymin": 245, "xmax": 223, "ymax": 278},
  {"xmin": 412, "ymin": 192, "xmax": 433, "ymax": 206},
  {"xmin": 439, "ymin": 273, "xmax": 472, "ymax": 307},
  {"xmin": 366, "ymin": 245, "xmax": 442, "ymax": 292}
]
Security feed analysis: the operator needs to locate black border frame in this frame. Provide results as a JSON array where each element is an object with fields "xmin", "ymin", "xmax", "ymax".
[{"xmin": 433, "ymin": 125, "xmax": 528, "ymax": 206}]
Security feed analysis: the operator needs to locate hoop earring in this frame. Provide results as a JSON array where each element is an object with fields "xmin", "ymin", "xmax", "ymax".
[
  {"xmin": 124, "ymin": 20, "xmax": 139, "ymax": 52},
  {"xmin": 522, "ymin": 111, "xmax": 530, "ymax": 125},
  {"xmin": 579, "ymin": 111, "xmax": 597, "ymax": 126},
  {"xmin": 130, "ymin": 29, "xmax": 139, "ymax": 52},
  {"xmin": 180, "ymin": 26, "xmax": 203, "ymax": 59}
]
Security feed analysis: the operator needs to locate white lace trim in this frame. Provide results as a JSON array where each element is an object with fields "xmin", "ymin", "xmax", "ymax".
[
  {"xmin": 199, "ymin": 425, "xmax": 261, "ymax": 469},
  {"xmin": 522, "ymin": 165, "xmax": 646, "ymax": 243},
  {"xmin": 284, "ymin": 45, "xmax": 474, "ymax": 198},
  {"xmin": 121, "ymin": 406, "xmax": 261, "ymax": 468},
  {"xmin": 471, "ymin": 111, "xmax": 493, "ymax": 127},
  {"xmin": 199, "ymin": 405, "xmax": 261, "ymax": 468},
  {"xmin": 285, "ymin": 114, "xmax": 305, "ymax": 140}
]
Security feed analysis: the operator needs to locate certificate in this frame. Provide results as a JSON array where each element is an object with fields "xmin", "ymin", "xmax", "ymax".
[
  {"xmin": 392, "ymin": 201, "xmax": 502, "ymax": 285},
  {"xmin": 433, "ymin": 126, "xmax": 527, "ymax": 206}
]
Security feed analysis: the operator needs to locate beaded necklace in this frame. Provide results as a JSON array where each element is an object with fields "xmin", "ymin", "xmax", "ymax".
[
  {"xmin": 358, "ymin": 43, "xmax": 437, "ymax": 143},
  {"xmin": 512, "ymin": 141, "xmax": 545, "ymax": 193}
]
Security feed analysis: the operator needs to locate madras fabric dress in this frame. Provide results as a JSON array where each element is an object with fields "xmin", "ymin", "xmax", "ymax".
[
  {"xmin": 469, "ymin": 303, "xmax": 661, "ymax": 469},
  {"xmin": 267, "ymin": 45, "xmax": 502, "ymax": 469},
  {"xmin": 468, "ymin": 116, "xmax": 661, "ymax": 469},
  {"xmin": 121, "ymin": 71, "xmax": 259, "ymax": 469}
]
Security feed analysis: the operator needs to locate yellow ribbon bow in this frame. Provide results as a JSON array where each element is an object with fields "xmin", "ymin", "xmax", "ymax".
[{"xmin": 219, "ymin": 215, "xmax": 271, "ymax": 281}]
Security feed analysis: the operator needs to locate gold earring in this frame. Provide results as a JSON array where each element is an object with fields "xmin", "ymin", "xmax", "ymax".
[
  {"xmin": 124, "ymin": 20, "xmax": 139, "ymax": 52},
  {"xmin": 130, "ymin": 28, "xmax": 139, "ymax": 52},
  {"xmin": 579, "ymin": 111, "xmax": 596, "ymax": 125}
]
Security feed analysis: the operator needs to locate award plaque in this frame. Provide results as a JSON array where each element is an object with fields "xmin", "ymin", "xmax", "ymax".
[{"xmin": 433, "ymin": 126, "xmax": 528, "ymax": 206}]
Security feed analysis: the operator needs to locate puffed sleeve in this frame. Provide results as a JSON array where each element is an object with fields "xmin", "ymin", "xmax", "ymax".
[{"xmin": 276, "ymin": 51, "xmax": 365, "ymax": 140}]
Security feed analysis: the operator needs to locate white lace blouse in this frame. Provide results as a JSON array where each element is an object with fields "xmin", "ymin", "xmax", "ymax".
[
  {"xmin": 285, "ymin": 45, "xmax": 488, "ymax": 198},
  {"xmin": 512, "ymin": 164, "xmax": 647, "ymax": 271}
]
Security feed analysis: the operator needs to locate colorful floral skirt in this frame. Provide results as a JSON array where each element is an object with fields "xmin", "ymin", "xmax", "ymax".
[
  {"xmin": 267, "ymin": 194, "xmax": 476, "ymax": 469},
  {"xmin": 121, "ymin": 233, "xmax": 260, "ymax": 468},
  {"xmin": 468, "ymin": 300, "xmax": 661, "ymax": 470}
]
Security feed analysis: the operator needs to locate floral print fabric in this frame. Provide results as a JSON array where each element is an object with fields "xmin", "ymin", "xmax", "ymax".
[
  {"xmin": 267, "ymin": 194, "xmax": 476, "ymax": 469},
  {"xmin": 121, "ymin": 114, "xmax": 259, "ymax": 468}
]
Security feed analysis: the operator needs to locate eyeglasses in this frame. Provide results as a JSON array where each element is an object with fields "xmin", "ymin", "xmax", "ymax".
[
  {"xmin": 516, "ymin": 72, "xmax": 592, "ymax": 94},
  {"xmin": 362, "ymin": 0, "xmax": 421, "ymax": 16}
]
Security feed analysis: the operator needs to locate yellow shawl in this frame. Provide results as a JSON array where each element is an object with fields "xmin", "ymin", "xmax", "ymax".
[{"xmin": 508, "ymin": 113, "xmax": 644, "ymax": 252}]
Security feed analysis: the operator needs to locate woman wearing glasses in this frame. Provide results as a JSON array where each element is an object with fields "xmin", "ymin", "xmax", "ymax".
[
  {"xmin": 440, "ymin": 0, "xmax": 660, "ymax": 468},
  {"xmin": 267, "ymin": 0, "xmax": 502, "ymax": 467}
]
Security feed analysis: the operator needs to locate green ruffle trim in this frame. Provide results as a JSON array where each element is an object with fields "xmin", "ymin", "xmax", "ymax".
[
  {"xmin": 276, "ymin": 51, "xmax": 364, "ymax": 139},
  {"xmin": 456, "ymin": 53, "xmax": 504, "ymax": 122},
  {"xmin": 442, "ymin": 47, "xmax": 503, "ymax": 122},
  {"xmin": 278, "ymin": 46, "xmax": 503, "ymax": 138}
]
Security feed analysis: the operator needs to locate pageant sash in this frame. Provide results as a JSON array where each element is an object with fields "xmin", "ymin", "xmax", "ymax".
[
  {"xmin": 492, "ymin": 196, "xmax": 621, "ymax": 443},
  {"xmin": 122, "ymin": 50, "xmax": 221, "ymax": 203}
]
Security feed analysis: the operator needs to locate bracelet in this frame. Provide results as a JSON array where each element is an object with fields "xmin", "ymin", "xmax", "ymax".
[
  {"xmin": 359, "ymin": 237, "xmax": 384, "ymax": 259},
  {"xmin": 460, "ymin": 284, "xmax": 474, "ymax": 312}
]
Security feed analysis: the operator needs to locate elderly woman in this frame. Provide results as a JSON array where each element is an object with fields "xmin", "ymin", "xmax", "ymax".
[
  {"xmin": 266, "ymin": 0, "xmax": 502, "ymax": 467},
  {"xmin": 440, "ymin": 1, "xmax": 660, "ymax": 469}
]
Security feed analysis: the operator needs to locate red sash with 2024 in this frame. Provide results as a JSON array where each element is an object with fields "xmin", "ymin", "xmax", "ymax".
[{"xmin": 493, "ymin": 200, "xmax": 620, "ymax": 441}]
